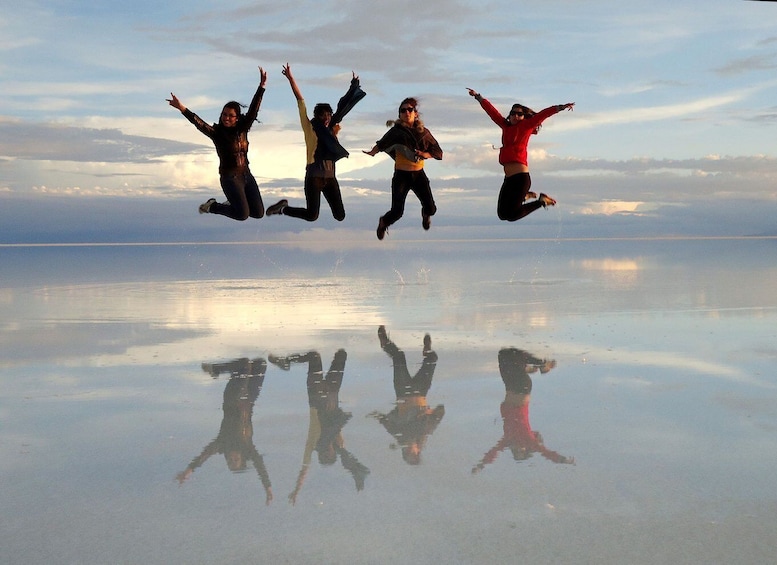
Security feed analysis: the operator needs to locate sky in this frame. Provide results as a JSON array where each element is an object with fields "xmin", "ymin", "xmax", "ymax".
[{"xmin": 1, "ymin": 0, "xmax": 776, "ymax": 243}]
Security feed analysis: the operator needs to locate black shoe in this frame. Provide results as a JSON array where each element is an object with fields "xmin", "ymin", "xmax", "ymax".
[
  {"xmin": 376, "ymin": 217, "xmax": 388, "ymax": 240},
  {"xmin": 538, "ymin": 193, "xmax": 556, "ymax": 208},
  {"xmin": 198, "ymin": 198, "xmax": 217, "ymax": 214},
  {"xmin": 422, "ymin": 213, "xmax": 431, "ymax": 230},
  {"xmin": 266, "ymin": 199, "xmax": 288, "ymax": 216}
]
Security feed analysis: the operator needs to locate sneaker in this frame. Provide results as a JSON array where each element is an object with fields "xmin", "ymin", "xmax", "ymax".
[
  {"xmin": 376, "ymin": 217, "xmax": 388, "ymax": 240},
  {"xmin": 422, "ymin": 213, "xmax": 431, "ymax": 231},
  {"xmin": 266, "ymin": 199, "xmax": 288, "ymax": 216},
  {"xmin": 198, "ymin": 198, "xmax": 217, "ymax": 214},
  {"xmin": 538, "ymin": 193, "xmax": 556, "ymax": 208}
]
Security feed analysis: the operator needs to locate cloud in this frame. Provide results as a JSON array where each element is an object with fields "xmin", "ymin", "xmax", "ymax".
[
  {"xmin": 0, "ymin": 118, "xmax": 207, "ymax": 163},
  {"xmin": 713, "ymin": 54, "xmax": 777, "ymax": 76}
]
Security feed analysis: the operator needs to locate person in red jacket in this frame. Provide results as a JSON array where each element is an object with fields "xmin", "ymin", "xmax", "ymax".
[{"xmin": 467, "ymin": 88, "xmax": 573, "ymax": 222}]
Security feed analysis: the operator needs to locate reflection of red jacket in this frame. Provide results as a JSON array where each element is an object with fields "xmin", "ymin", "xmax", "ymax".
[
  {"xmin": 479, "ymin": 402, "xmax": 567, "ymax": 465},
  {"xmin": 478, "ymin": 98, "xmax": 559, "ymax": 167}
]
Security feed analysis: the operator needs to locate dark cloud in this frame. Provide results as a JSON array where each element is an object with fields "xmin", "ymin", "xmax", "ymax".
[{"xmin": 0, "ymin": 121, "xmax": 208, "ymax": 163}]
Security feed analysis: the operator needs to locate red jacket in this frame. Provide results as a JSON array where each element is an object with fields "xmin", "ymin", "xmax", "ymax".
[{"xmin": 478, "ymin": 98, "xmax": 560, "ymax": 167}]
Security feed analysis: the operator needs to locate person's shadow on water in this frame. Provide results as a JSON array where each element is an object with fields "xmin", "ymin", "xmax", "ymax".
[
  {"xmin": 369, "ymin": 326, "xmax": 445, "ymax": 466},
  {"xmin": 268, "ymin": 349, "xmax": 369, "ymax": 505},
  {"xmin": 472, "ymin": 348, "xmax": 574, "ymax": 474},
  {"xmin": 176, "ymin": 358, "xmax": 273, "ymax": 505}
]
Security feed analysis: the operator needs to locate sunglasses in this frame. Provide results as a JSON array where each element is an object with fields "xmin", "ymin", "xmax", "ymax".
[{"xmin": 400, "ymin": 107, "xmax": 416, "ymax": 113}]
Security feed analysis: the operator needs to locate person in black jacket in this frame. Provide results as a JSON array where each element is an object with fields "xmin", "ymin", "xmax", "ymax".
[
  {"xmin": 364, "ymin": 98, "xmax": 443, "ymax": 240},
  {"xmin": 167, "ymin": 66, "xmax": 267, "ymax": 220},
  {"xmin": 265, "ymin": 64, "xmax": 366, "ymax": 222}
]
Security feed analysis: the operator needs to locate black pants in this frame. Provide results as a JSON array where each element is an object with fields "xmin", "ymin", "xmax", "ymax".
[
  {"xmin": 497, "ymin": 172, "xmax": 543, "ymax": 222},
  {"xmin": 284, "ymin": 175, "xmax": 345, "ymax": 222},
  {"xmin": 211, "ymin": 169, "xmax": 264, "ymax": 221},
  {"xmin": 381, "ymin": 169, "xmax": 437, "ymax": 227}
]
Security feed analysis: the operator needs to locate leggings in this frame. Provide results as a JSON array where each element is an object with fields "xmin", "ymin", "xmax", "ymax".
[
  {"xmin": 211, "ymin": 169, "xmax": 264, "ymax": 221},
  {"xmin": 497, "ymin": 172, "xmax": 544, "ymax": 222},
  {"xmin": 284, "ymin": 175, "xmax": 345, "ymax": 222},
  {"xmin": 381, "ymin": 169, "xmax": 437, "ymax": 227}
]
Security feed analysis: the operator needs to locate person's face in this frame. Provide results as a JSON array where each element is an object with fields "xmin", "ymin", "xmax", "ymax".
[
  {"xmin": 318, "ymin": 110, "xmax": 332, "ymax": 128},
  {"xmin": 220, "ymin": 107, "xmax": 238, "ymax": 127},
  {"xmin": 508, "ymin": 107, "xmax": 526, "ymax": 125},
  {"xmin": 399, "ymin": 104, "xmax": 417, "ymax": 125}
]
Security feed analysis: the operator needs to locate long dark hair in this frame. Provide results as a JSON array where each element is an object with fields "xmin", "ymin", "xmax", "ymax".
[{"xmin": 509, "ymin": 103, "xmax": 541, "ymax": 134}]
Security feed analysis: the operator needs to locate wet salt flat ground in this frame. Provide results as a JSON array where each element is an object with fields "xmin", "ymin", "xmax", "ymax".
[{"xmin": 2, "ymin": 238, "xmax": 777, "ymax": 564}]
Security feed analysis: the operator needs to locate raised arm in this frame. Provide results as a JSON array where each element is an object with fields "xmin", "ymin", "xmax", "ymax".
[
  {"xmin": 282, "ymin": 63, "xmax": 303, "ymax": 101},
  {"xmin": 467, "ymin": 87, "xmax": 505, "ymax": 127},
  {"xmin": 243, "ymin": 66, "xmax": 268, "ymax": 125}
]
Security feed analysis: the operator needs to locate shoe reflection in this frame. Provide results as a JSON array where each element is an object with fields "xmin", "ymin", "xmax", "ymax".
[
  {"xmin": 269, "ymin": 350, "xmax": 369, "ymax": 505},
  {"xmin": 472, "ymin": 348, "xmax": 574, "ymax": 474},
  {"xmin": 370, "ymin": 326, "xmax": 445, "ymax": 465},
  {"xmin": 176, "ymin": 358, "xmax": 273, "ymax": 505}
]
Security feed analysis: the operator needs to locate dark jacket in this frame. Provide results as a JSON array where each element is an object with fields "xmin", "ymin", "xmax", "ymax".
[
  {"xmin": 311, "ymin": 76, "xmax": 366, "ymax": 163},
  {"xmin": 375, "ymin": 122, "xmax": 443, "ymax": 162},
  {"xmin": 183, "ymin": 85, "xmax": 265, "ymax": 174}
]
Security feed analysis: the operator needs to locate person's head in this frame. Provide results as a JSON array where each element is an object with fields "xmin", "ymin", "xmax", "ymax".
[
  {"xmin": 313, "ymin": 103, "xmax": 334, "ymax": 127},
  {"xmin": 220, "ymin": 101, "xmax": 242, "ymax": 127},
  {"xmin": 398, "ymin": 97, "xmax": 419, "ymax": 126},
  {"xmin": 508, "ymin": 103, "xmax": 541, "ymax": 133},
  {"xmin": 225, "ymin": 450, "xmax": 247, "ymax": 471}
]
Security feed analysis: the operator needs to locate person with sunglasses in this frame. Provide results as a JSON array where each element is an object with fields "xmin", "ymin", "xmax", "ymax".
[
  {"xmin": 363, "ymin": 98, "xmax": 443, "ymax": 240},
  {"xmin": 167, "ymin": 66, "xmax": 267, "ymax": 221},
  {"xmin": 265, "ymin": 64, "xmax": 366, "ymax": 223},
  {"xmin": 467, "ymin": 88, "xmax": 574, "ymax": 222}
]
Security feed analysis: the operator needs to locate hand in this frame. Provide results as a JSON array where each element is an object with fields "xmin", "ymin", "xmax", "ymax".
[
  {"xmin": 561, "ymin": 102, "xmax": 575, "ymax": 111},
  {"xmin": 258, "ymin": 66, "xmax": 267, "ymax": 88},
  {"xmin": 466, "ymin": 88, "xmax": 480, "ymax": 98},
  {"xmin": 282, "ymin": 63, "xmax": 292, "ymax": 80},
  {"xmin": 415, "ymin": 149, "xmax": 429, "ymax": 160},
  {"xmin": 363, "ymin": 146, "xmax": 379, "ymax": 156},
  {"xmin": 166, "ymin": 93, "xmax": 185, "ymax": 112}
]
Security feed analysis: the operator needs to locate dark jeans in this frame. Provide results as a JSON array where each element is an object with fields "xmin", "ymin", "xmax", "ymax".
[
  {"xmin": 497, "ymin": 172, "xmax": 543, "ymax": 222},
  {"xmin": 284, "ymin": 175, "xmax": 345, "ymax": 222},
  {"xmin": 381, "ymin": 169, "xmax": 437, "ymax": 227},
  {"xmin": 211, "ymin": 169, "xmax": 264, "ymax": 221}
]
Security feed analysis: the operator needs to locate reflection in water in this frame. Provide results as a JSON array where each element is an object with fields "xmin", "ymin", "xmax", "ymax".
[
  {"xmin": 268, "ymin": 350, "xmax": 369, "ymax": 505},
  {"xmin": 472, "ymin": 348, "xmax": 574, "ymax": 473},
  {"xmin": 176, "ymin": 358, "xmax": 273, "ymax": 504},
  {"xmin": 370, "ymin": 326, "xmax": 445, "ymax": 465}
]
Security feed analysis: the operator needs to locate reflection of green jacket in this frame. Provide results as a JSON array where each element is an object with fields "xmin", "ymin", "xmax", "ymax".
[{"xmin": 377, "ymin": 402, "xmax": 445, "ymax": 447}]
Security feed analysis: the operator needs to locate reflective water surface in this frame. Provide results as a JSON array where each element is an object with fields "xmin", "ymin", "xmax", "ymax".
[{"xmin": 2, "ymin": 239, "xmax": 776, "ymax": 564}]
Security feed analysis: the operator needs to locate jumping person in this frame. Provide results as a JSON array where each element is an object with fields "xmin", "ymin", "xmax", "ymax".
[
  {"xmin": 467, "ymin": 88, "xmax": 574, "ymax": 222},
  {"xmin": 167, "ymin": 66, "xmax": 267, "ymax": 220},
  {"xmin": 265, "ymin": 64, "xmax": 366, "ymax": 222},
  {"xmin": 363, "ymin": 98, "xmax": 443, "ymax": 240}
]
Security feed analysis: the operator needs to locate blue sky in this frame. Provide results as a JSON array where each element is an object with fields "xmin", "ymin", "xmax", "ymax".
[{"xmin": 1, "ymin": 0, "xmax": 776, "ymax": 243}]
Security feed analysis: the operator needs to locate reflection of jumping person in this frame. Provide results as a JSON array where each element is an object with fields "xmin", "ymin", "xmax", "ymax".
[
  {"xmin": 176, "ymin": 358, "xmax": 273, "ymax": 505},
  {"xmin": 467, "ymin": 88, "xmax": 574, "ymax": 221},
  {"xmin": 268, "ymin": 350, "xmax": 369, "ymax": 505},
  {"xmin": 265, "ymin": 64, "xmax": 366, "ymax": 222},
  {"xmin": 472, "ymin": 348, "xmax": 574, "ymax": 474},
  {"xmin": 371, "ymin": 326, "xmax": 444, "ymax": 465},
  {"xmin": 167, "ymin": 66, "xmax": 267, "ymax": 220},
  {"xmin": 363, "ymin": 99, "xmax": 443, "ymax": 240}
]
